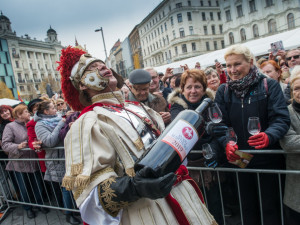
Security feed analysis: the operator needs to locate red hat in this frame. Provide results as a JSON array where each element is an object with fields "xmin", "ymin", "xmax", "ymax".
[{"xmin": 57, "ymin": 46, "xmax": 86, "ymax": 111}]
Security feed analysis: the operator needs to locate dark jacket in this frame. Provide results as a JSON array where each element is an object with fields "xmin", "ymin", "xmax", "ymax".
[{"xmin": 215, "ymin": 71, "xmax": 290, "ymax": 166}]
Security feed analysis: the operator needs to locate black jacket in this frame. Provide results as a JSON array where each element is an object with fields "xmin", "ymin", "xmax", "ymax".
[{"xmin": 215, "ymin": 72, "xmax": 290, "ymax": 166}]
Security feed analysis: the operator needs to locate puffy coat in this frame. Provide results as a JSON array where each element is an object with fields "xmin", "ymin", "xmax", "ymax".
[
  {"xmin": 34, "ymin": 113, "xmax": 65, "ymax": 182},
  {"xmin": 215, "ymin": 72, "xmax": 290, "ymax": 166}
]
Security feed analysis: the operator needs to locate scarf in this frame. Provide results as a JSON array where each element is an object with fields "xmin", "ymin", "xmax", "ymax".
[
  {"xmin": 292, "ymin": 99, "xmax": 300, "ymax": 113},
  {"xmin": 39, "ymin": 114, "xmax": 62, "ymax": 129},
  {"xmin": 228, "ymin": 66, "xmax": 260, "ymax": 98},
  {"xmin": 181, "ymin": 94, "xmax": 207, "ymax": 110}
]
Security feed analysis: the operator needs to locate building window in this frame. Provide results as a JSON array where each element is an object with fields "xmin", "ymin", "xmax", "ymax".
[
  {"xmin": 27, "ymin": 52, "xmax": 31, "ymax": 58},
  {"xmin": 27, "ymin": 85, "xmax": 31, "ymax": 91},
  {"xmin": 189, "ymin": 26, "xmax": 194, "ymax": 35},
  {"xmin": 20, "ymin": 86, "xmax": 24, "ymax": 91},
  {"xmin": 161, "ymin": 25, "xmax": 164, "ymax": 33},
  {"xmin": 173, "ymin": 30, "xmax": 176, "ymax": 38},
  {"xmin": 169, "ymin": 50, "xmax": 172, "ymax": 59},
  {"xmin": 30, "ymin": 63, "xmax": 33, "ymax": 69},
  {"xmin": 179, "ymin": 28, "xmax": 185, "ymax": 37},
  {"xmin": 188, "ymin": 1, "xmax": 191, "ymax": 6},
  {"xmin": 214, "ymin": 41, "xmax": 218, "ymax": 50},
  {"xmin": 216, "ymin": 1, "xmax": 219, "ymax": 7},
  {"xmin": 177, "ymin": 13, "xmax": 183, "ymax": 23},
  {"xmin": 210, "ymin": 12, "xmax": 214, "ymax": 20},
  {"xmin": 18, "ymin": 73, "xmax": 21, "ymax": 80},
  {"xmin": 175, "ymin": 46, "xmax": 178, "ymax": 55},
  {"xmin": 154, "ymin": 30, "xmax": 157, "ymax": 37},
  {"xmin": 157, "ymin": 28, "xmax": 160, "ymax": 35},
  {"xmin": 217, "ymin": 12, "xmax": 221, "ymax": 20},
  {"xmin": 176, "ymin": 3, "xmax": 182, "ymax": 8},
  {"xmin": 229, "ymin": 32, "xmax": 234, "ymax": 44},
  {"xmin": 221, "ymin": 40, "xmax": 225, "ymax": 49},
  {"xmin": 226, "ymin": 10, "xmax": 231, "ymax": 22},
  {"xmin": 253, "ymin": 24, "xmax": 259, "ymax": 37},
  {"xmin": 187, "ymin": 12, "xmax": 192, "ymax": 21},
  {"xmin": 200, "ymin": 1, "xmax": 204, "ymax": 6},
  {"xmin": 192, "ymin": 42, "xmax": 196, "ymax": 51},
  {"xmin": 287, "ymin": 13, "xmax": 295, "ymax": 29},
  {"xmin": 204, "ymin": 26, "xmax": 208, "ymax": 35},
  {"xmin": 240, "ymin": 28, "xmax": 246, "ymax": 41},
  {"xmin": 268, "ymin": 19, "xmax": 277, "ymax": 33},
  {"xmin": 249, "ymin": 0, "xmax": 256, "ymax": 13},
  {"xmin": 212, "ymin": 25, "xmax": 215, "ymax": 35},
  {"xmin": 202, "ymin": 12, "xmax": 206, "ymax": 21},
  {"xmin": 237, "ymin": 5, "xmax": 243, "ymax": 17},
  {"xmin": 208, "ymin": 1, "xmax": 211, "ymax": 6},
  {"xmin": 266, "ymin": 0, "xmax": 273, "ymax": 7},
  {"xmin": 15, "ymin": 61, "xmax": 19, "ymax": 68},
  {"xmin": 165, "ymin": 22, "xmax": 167, "ymax": 30},
  {"xmin": 182, "ymin": 44, "xmax": 187, "ymax": 53},
  {"xmin": 163, "ymin": 11, "xmax": 165, "ymax": 17},
  {"xmin": 206, "ymin": 42, "xmax": 210, "ymax": 51},
  {"xmin": 171, "ymin": 17, "xmax": 174, "ymax": 25},
  {"xmin": 219, "ymin": 25, "xmax": 223, "ymax": 34}
]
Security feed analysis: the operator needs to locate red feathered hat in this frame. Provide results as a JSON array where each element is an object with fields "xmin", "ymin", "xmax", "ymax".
[{"xmin": 57, "ymin": 46, "xmax": 86, "ymax": 111}]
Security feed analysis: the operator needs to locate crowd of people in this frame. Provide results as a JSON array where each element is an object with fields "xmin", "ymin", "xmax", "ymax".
[{"xmin": 0, "ymin": 44, "xmax": 299, "ymax": 225}]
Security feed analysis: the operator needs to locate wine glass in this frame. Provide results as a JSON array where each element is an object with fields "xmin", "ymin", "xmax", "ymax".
[
  {"xmin": 226, "ymin": 127, "xmax": 237, "ymax": 146},
  {"xmin": 247, "ymin": 117, "xmax": 261, "ymax": 135},
  {"xmin": 202, "ymin": 143, "xmax": 213, "ymax": 159},
  {"xmin": 208, "ymin": 103, "xmax": 222, "ymax": 123}
]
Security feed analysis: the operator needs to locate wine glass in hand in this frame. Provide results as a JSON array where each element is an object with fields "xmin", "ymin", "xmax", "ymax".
[
  {"xmin": 208, "ymin": 103, "xmax": 222, "ymax": 123},
  {"xmin": 247, "ymin": 117, "xmax": 261, "ymax": 135},
  {"xmin": 202, "ymin": 143, "xmax": 214, "ymax": 159},
  {"xmin": 226, "ymin": 127, "xmax": 237, "ymax": 146}
]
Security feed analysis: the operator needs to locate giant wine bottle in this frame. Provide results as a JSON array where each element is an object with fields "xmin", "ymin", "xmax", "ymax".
[{"xmin": 135, "ymin": 98, "xmax": 212, "ymax": 177}]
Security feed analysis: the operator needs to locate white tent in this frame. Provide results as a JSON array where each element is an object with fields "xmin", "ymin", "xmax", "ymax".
[
  {"xmin": 0, "ymin": 98, "xmax": 21, "ymax": 106},
  {"xmin": 154, "ymin": 27, "xmax": 300, "ymax": 73}
]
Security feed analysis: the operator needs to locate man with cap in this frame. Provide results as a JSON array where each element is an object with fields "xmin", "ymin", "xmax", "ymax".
[
  {"xmin": 128, "ymin": 69, "xmax": 171, "ymax": 125},
  {"xmin": 58, "ymin": 46, "xmax": 216, "ymax": 225}
]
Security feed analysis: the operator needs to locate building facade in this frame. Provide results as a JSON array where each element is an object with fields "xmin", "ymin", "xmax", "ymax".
[
  {"xmin": 129, "ymin": 25, "xmax": 144, "ymax": 69},
  {"xmin": 139, "ymin": 0, "xmax": 224, "ymax": 67},
  {"xmin": 0, "ymin": 12, "xmax": 63, "ymax": 101},
  {"xmin": 219, "ymin": 0, "xmax": 300, "ymax": 46},
  {"xmin": 121, "ymin": 37, "xmax": 134, "ymax": 78}
]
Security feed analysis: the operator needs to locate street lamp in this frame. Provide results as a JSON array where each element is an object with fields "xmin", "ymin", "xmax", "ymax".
[{"xmin": 95, "ymin": 27, "xmax": 108, "ymax": 61}]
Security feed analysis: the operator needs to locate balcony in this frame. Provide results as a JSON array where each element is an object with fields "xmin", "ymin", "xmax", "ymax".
[
  {"xmin": 12, "ymin": 53, "xmax": 20, "ymax": 58},
  {"xmin": 27, "ymin": 79, "xmax": 33, "ymax": 83},
  {"xmin": 18, "ymin": 79, "xmax": 26, "ymax": 83},
  {"xmin": 34, "ymin": 79, "xmax": 41, "ymax": 83}
]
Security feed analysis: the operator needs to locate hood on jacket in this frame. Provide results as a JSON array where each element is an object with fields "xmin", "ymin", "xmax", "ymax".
[{"xmin": 168, "ymin": 88, "xmax": 215, "ymax": 109}]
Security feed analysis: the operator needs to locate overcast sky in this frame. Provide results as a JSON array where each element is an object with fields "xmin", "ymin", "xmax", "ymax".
[{"xmin": 2, "ymin": 0, "xmax": 162, "ymax": 59}]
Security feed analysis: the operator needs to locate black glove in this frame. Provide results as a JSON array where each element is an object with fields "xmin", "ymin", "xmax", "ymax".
[
  {"xmin": 206, "ymin": 121, "xmax": 228, "ymax": 137},
  {"xmin": 98, "ymin": 167, "xmax": 176, "ymax": 217},
  {"xmin": 204, "ymin": 153, "xmax": 218, "ymax": 168}
]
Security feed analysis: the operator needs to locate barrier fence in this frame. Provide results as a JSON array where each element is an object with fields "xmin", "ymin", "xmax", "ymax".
[{"xmin": 0, "ymin": 147, "xmax": 298, "ymax": 225}]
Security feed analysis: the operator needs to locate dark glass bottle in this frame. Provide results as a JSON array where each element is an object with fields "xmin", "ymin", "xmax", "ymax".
[{"xmin": 135, "ymin": 98, "xmax": 212, "ymax": 177}]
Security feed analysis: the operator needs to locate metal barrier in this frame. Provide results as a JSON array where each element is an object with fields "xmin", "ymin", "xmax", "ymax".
[{"xmin": 0, "ymin": 147, "xmax": 298, "ymax": 225}]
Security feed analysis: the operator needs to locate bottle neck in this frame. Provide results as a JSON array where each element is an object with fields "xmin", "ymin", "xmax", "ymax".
[{"xmin": 195, "ymin": 98, "xmax": 212, "ymax": 114}]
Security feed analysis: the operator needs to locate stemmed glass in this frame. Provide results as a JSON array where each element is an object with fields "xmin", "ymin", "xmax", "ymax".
[
  {"xmin": 247, "ymin": 117, "xmax": 261, "ymax": 135},
  {"xmin": 226, "ymin": 127, "xmax": 237, "ymax": 146},
  {"xmin": 202, "ymin": 143, "xmax": 214, "ymax": 159},
  {"xmin": 208, "ymin": 103, "xmax": 222, "ymax": 123}
]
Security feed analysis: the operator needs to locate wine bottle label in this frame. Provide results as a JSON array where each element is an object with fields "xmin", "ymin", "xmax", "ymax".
[{"xmin": 161, "ymin": 119, "xmax": 199, "ymax": 161}]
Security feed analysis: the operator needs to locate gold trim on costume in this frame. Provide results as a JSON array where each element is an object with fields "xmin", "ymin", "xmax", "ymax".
[
  {"xmin": 98, "ymin": 177, "xmax": 130, "ymax": 217},
  {"xmin": 91, "ymin": 92, "xmax": 124, "ymax": 104},
  {"xmin": 133, "ymin": 137, "xmax": 144, "ymax": 151},
  {"xmin": 73, "ymin": 167, "xmax": 114, "ymax": 200}
]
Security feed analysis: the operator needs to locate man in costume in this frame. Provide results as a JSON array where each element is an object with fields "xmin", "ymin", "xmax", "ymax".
[{"xmin": 58, "ymin": 46, "xmax": 217, "ymax": 225}]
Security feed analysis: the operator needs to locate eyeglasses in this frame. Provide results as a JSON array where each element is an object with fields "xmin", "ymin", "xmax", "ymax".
[
  {"xmin": 286, "ymin": 55, "xmax": 300, "ymax": 61},
  {"xmin": 57, "ymin": 103, "xmax": 64, "ymax": 106}
]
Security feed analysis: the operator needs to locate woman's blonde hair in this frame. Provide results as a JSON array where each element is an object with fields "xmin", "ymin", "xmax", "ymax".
[
  {"xmin": 12, "ymin": 104, "xmax": 28, "ymax": 119},
  {"xmin": 290, "ymin": 66, "xmax": 300, "ymax": 100},
  {"xmin": 224, "ymin": 44, "xmax": 254, "ymax": 63}
]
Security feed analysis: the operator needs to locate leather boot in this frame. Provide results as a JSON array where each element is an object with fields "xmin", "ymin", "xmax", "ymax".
[
  {"xmin": 66, "ymin": 214, "xmax": 81, "ymax": 225},
  {"xmin": 26, "ymin": 209, "xmax": 36, "ymax": 219}
]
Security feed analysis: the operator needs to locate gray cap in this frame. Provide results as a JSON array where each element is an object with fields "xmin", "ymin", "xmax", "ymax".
[{"xmin": 129, "ymin": 69, "xmax": 151, "ymax": 84}]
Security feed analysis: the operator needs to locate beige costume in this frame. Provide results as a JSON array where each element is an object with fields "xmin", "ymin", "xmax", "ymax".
[{"xmin": 62, "ymin": 91, "xmax": 217, "ymax": 225}]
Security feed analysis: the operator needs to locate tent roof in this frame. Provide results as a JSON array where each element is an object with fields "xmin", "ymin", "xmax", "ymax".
[{"xmin": 154, "ymin": 28, "xmax": 300, "ymax": 73}]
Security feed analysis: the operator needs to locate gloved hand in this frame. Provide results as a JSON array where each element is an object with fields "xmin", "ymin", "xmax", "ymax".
[
  {"xmin": 248, "ymin": 132, "xmax": 269, "ymax": 149},
  {"xmin": 225, "ymin": 143, "xmax": 240, "ymax": 162},
  {"xmin": 133, "ymin": 166, "xmax": 176, "ymax": 199},
  {"xmin": 206, "ymin": 122, "xmax": 228, "ymax": 137}
]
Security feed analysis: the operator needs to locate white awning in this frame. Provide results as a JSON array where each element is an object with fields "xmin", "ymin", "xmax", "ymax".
[{"xmin": 154, "ymin": 27, "xmax": 300, "ymax": 73}]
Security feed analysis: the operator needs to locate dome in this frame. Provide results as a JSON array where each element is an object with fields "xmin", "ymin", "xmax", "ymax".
[
  {"xmin": 47, "ymin": 26, "xmax": 57, "ymax": 34},
  {"xmin": 0, "ymin": 12, "xmax": 10, "ymax": 22}
]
